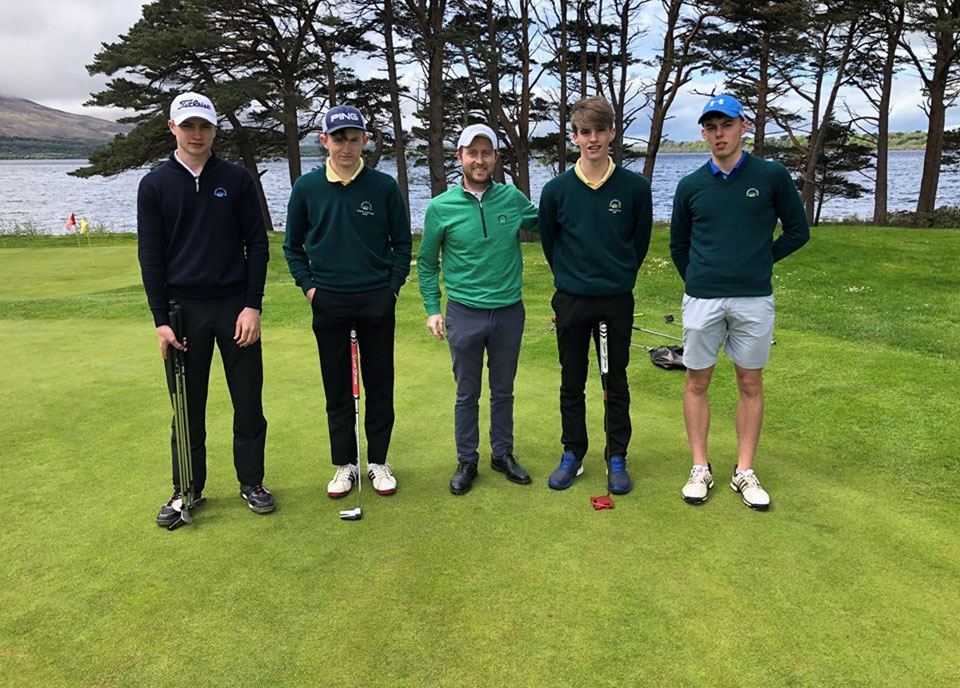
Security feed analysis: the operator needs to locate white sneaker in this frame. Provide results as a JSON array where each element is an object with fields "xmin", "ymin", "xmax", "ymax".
[
  {"xmin": 730, "ymin": 468, "xmax": 770, "ymax": 510},
  {"xmin": 327, "ymin": 464, "xmax": 357, "ymax": 498},
  {"xmin": 681, "ymin": 464, "xmax": 714, "ymax": 504},
  {"xmin": 367, "ymin": 463, "xmax": 397, "ymax": 495}
]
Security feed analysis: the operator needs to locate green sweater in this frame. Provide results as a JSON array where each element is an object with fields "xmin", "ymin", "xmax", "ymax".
[
  {"xmin": 283, "ymin": 164, "xmax": 412, "ymax": 295},
  {"xmin": 538, "ymin": 166, "xmax": 652, "ymax": 296},
  {"xmin": 670, "ymin": 154, "xmax": 810, "ymax": 298},
  {"xmin": 418, "ymin": 181, "xmax": 538, "ymax": 315}
]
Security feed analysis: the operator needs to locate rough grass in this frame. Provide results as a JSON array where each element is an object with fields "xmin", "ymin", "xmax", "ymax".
[{"xmin": 1, "ymin": 228, "xmax": 958, "ymax": 687}]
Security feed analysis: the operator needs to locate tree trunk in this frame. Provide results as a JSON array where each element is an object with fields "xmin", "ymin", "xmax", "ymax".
[
  {"xmin": 427, "ymin": 36, "xmax": 447, "ymax": 196},
  {"xmin": 282, "ymin": 90, "xmax": 302, "ymax": 185},
  {"xmin": 559, "ymin": 0, "xmax": 569, "ymax": 172},
  {"xmin": 917, "ymin": 79, "xmax": 946, "ymax": 213},
  {"xmin": 225, "ymin": 112, "xmax": 274, "ymax": 233},
  {"xmin": 383, "ymin": 0, "xmax": 410, "ymax": 214},
  {"xmin": 873, "ymin": 37, "xmax": 897, "ymax": 224},
  {"xmin": 754, "ymin": 33, "xmax": 770, "ymax": 158},
  {"xmin": 486, "ymin": 0, "xmax": 506, "ymax": 184}
]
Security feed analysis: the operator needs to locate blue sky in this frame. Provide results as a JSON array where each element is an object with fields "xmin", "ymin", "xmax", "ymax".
[{"xmin": 0, "ymin": 1, "xmax": 955, "ymax": 142}]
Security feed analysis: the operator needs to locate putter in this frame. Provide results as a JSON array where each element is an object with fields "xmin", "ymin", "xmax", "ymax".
[
  {"xmin": 340, "ymin": 327, "xmax": 363, "ymax": 521},
  {"xmin": 598, "ymin": 321, "xmax": 610, "ymax": 465},
  {"xmin": 166, "ymin": 301, "xmax": 195, "ymax": 531}
]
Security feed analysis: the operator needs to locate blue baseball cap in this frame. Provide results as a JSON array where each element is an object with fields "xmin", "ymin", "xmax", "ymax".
[
  {"xmin": 323, "ymin": 105, "xmax": 367, "ymax": 134},
  {"xmin": 698, "ymin": 95, "xmax": 745, "ymax": 124}
]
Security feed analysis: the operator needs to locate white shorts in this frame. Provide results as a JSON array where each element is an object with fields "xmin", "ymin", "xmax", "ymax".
[{"xmin": 681, "ymin": 294, "xmax": 775, "ymax": 370}]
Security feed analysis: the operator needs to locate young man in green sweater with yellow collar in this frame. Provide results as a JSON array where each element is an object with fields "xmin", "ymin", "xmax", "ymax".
[
  {"xmin": 284, "ymin": 105, "xmax": 412, "ymax": 499},
  {"xmin": 418, "ymin": 124, "xmax": 539, "ymax": 495},
  {"xmin": 670, "ymin": 94, "xmax": 809, "ymax": 510},
  {"xmin": 539, "ymin": 96, "xmax": 653, "ymax": 495}
]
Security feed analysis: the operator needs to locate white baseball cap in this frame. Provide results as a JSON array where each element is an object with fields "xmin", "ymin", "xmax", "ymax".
[
  {"xmin": 170, "ymin": 92, "xmax": 218, "ymax": 126},
  {"xmin": 457, "ymin": 124, "xmax": 498, "ymax": 151}
]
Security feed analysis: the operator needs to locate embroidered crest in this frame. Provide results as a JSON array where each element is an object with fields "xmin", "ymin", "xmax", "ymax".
[
  {"xmin": 745, "ymin": 188, "xmax": 760, "ymax": 198},
  {"xmin": 608, "ymin": 199, "xmax": 622, "ymax": 214},
  {"xmin": 214, "ymin": 187, "xmax": 227, "ymax": 198},
  {"xmin": 357, "ymin": 201, "xmax": 374, "ymax": 216}
]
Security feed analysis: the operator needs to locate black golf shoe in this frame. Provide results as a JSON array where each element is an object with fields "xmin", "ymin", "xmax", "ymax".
[
  {"xmin": 240, "ymin": 484, "xmax": 276, "ymax": 514},
  {"xmin": 155, "ymin": 490, "xmax": 205, "ymax": 526},
  {"xmin": 450, "ymin": 462, "xmax": 478, "ymax": 495},
  {"xmin": 491, "ymin": 453, "xmax": 532, "ymax": 485}
]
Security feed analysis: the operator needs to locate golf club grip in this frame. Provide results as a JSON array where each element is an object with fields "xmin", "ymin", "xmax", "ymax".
[
  {"xmin": 598, "ymin": 321, "xmax": 609, "ymax": 375},
  {"xmin": 350, "ymin": 328, "xmax": 359, "ymax": 398}
]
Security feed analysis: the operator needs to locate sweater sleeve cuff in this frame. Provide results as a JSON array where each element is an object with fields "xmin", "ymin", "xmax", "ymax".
[{"xmin": 152, "ymin": 309, "xmax": 170, "ymax": 328}]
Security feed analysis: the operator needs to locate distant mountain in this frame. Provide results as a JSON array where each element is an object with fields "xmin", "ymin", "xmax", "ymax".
[{"xmin": 0, "ymin": 95, "xmax": 130, "ymax": 143}]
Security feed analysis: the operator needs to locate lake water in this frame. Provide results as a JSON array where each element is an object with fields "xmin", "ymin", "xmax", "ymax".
[{"xmin": 0, "ymin": 151, "xmax": 955, "ymax": 234}]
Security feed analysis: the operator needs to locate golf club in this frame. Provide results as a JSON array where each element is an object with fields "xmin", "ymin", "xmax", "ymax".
[
  {"xmin": 340, "ymin": 327, "xmax": 363, "ymax": 521},
  {"xmin": 598, "ymin": 321, "xmax": 610, "ymax": 464},
  {"xmin": 166, "ymin": 301, "xmax": 195, "ymax": 531},
  {"xmin": 632, "ymin": 325, "xmax": 683, "ymax": 342}
]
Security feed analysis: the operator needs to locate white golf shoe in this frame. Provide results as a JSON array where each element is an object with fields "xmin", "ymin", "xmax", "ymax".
[
  {"xmin": 681, "ymin": 464, "xmax": 714, "ymax": 504},
  {"xmin": 367, "ymin": 463, "xmax": 397, "ymax": 495},
  {"xmin": 327, "ymin": 463, "xmax": 358, "ymax": 498},
  {"xmin": 730, "ymin": 468, "xmax": 771, "ymax": 510}
]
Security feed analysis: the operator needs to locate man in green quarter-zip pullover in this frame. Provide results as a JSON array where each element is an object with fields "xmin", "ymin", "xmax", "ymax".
[
  {"xmin": 671, "ymin": 94, "xmax": 809, "ymax": 511},
  {"xmin": 539, "ymin": 96, "xmax": 653, "ymax": 496},
  {"xmin": 418, "ymin": 124, "xmax": 539, "ymax": 495},
  {"xmin": 284, "ymin": 105, "xmax": 412, "ymax": 500}
]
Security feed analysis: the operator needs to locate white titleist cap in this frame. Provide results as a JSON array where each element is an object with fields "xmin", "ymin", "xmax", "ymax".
[
  {"xmin": 457, "ymin": 124, "xmax": 498, "ymax": 151},
  {"xmin": 170, "ymin": 92, "xmax": 218, "ymax": 126}
]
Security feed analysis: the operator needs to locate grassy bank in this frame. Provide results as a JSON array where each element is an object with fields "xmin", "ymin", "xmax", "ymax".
[{"xmin": 1, "ymin": 227, "xmax": 958, "ymax": 687}]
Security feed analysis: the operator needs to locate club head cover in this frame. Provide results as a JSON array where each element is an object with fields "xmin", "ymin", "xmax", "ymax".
[
  {"xmin": 591, "ymin": 493, "xmax": 615, "ymax": 510},
  {"xmin": 339, "ymin": 508, "xmax": 362, "ymax": 521}
]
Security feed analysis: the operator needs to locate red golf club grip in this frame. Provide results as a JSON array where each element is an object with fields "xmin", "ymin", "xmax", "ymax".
[{"xmin": 351, "ymin": 329, "xmax": 360, "ymax": 398}]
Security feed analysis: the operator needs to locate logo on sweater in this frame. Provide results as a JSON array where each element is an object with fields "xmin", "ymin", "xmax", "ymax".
[
  {"xmin": 608, "ymin": 199, "xmax": 622, "ymax": 214},
  {"xmin": 746, "ymin": 188, "xmax": 760, "ymax": 198},
  {"xmin": 214, "ymin": 187, "xmax": 227, "ymax": 198},
  {"xmin": 498, "ymin": 214, "xmax": 508, "ymax": 224},
  {"xmin": 357, "ymin": 201, "xmax": 374, "ymax": 217}
]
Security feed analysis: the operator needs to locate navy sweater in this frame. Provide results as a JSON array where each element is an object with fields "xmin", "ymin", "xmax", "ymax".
[{"xmin": 137, "ymin": 152, "xmax": 269, "ymax": 327}]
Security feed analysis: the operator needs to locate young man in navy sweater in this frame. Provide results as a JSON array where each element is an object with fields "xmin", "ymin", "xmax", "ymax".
[
  {"xmin": 539, "ymin": 96, "xmax": 653, "ymax": 495},
  {"xmin": 670, "ymin": 95, "xmax": 810, "ymax": 509},
  {"xmin": 138, "ymin": 92, "xmax": 274, "ymax": 525},
  {"xmin": 284, "ymin": 105, "xmax": 412, "ymax": 499}
]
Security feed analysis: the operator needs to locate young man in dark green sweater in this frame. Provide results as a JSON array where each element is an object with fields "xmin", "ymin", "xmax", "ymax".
[
  {"xmin": 539, "ymin": 96, "xmax": 653, "ymax": 495},
  {"xmin": 284, "ymin": 105, "xmax": 412, "ymax": 499},
  {"xmin": 418, "ymin": 124, "xmax": 539, "ymax": 495},
  {"xmin": 670, "ymin": 94, "xmax": 809, "ymax": 510}
]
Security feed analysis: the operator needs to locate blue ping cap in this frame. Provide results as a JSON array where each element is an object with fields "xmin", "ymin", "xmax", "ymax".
[
  {"xmin": 323, "ymin": 105, "xmax": 367, "ymax": 134},
  {"xmin": 698, "ymin": 95, "xmax": 744, "ymax": 124}
]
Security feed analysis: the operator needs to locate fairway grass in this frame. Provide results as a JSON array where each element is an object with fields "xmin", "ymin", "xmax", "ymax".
[{"xmin": 1, "ymin": 229, "xmax": 958, "ymax": 687}]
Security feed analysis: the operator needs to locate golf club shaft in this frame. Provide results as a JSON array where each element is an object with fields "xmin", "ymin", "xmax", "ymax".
[
  {"xmin": 351, "ymin": 327, "xmax": 362, "ymax": 501},
  {"xmin": 632, "ymin": 325, "xmax": 683, "ymax": 342}
]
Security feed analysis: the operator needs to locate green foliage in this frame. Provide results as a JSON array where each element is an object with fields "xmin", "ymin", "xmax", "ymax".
[
  {"xmin": 0, "ymin": 136, "xmax": 103, "ymax": 159},
  {"xmin": 888, "ymin": 205, "xmax": 960, "ymax": 228}
]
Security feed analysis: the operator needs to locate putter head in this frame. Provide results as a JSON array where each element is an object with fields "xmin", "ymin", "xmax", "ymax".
[
  {"xmin": 339, "ymin": 507, "xmax": 362, "ymax": 521},
  {"xmin": 167, "ymin": 513, "xmax": 191, "ymax": 531}
]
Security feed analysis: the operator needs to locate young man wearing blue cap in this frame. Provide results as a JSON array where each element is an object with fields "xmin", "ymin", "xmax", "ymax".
[
  {"xmin": 284, "ymin": 105, "xmax": 412, "ymax": 498},
  {"xmin": 670, "ymin": 94, "xmax": 810, "ymax": 509},
  {"xmin": 418, "ymin": 124, "xmax": 539, "ymax": 495},
  {"xmin": 539, "ymin": 96, "xmax": 653, "ymax": 495},
  {"xmin": 139, "ymin": 91, "xmax": 274, "ymax": 524}
]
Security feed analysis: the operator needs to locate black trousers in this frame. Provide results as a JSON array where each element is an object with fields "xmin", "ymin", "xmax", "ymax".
[
  {"xmin": 551, "ymin": 290, "xmax": 634, "ymax": 461},
  {"xmin": 166, "ymin": 294, "xmax": 267, "ymax": 492},
  {"xmin": 311, "ymin": 287, "xmax": 396, "ymax": 466}
]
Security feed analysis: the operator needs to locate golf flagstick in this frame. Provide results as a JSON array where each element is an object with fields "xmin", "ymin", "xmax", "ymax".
[
  {"xmin": 340, "ymin": 327, "xmax": 363, "ymax": 521},
  {"xmin": 167, "ymin": 302, "xmax": 195, "ymax": 531}
]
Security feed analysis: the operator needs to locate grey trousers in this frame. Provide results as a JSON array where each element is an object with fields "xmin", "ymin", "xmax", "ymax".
[{"xmin": 445, "ymin": 299, "xmax": 525, "ymax": 464}]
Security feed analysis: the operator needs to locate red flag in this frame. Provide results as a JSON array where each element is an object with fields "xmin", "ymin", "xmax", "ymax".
[{"xmin": 65, "ymin": 213, "xmax": 77, "ymax": 231}]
